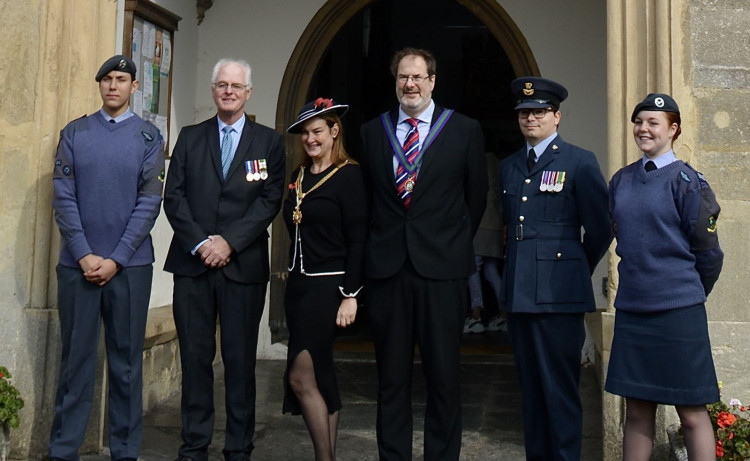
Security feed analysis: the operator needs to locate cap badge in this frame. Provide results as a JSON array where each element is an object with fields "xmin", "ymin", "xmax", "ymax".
[
  {"xmin": 655, "ymin": 97, "xmax": 665, "ymax": 108},
  {"xmin": 522, "ymin": 82, "xmax": 534, "ymax": 96},
  {"xmin": 118, "ymin": 59, "xmax": 127, "ymax": 69}
]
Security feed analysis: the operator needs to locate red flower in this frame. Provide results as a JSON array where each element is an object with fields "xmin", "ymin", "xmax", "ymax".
[
  {"xmin": 0, "ymin": 372, "xmax": 3, "ymax": 379},
  {"xmin": 716, "ymin": 441, "xmax": 725, "ymax": 458},
  {"xmin": 717, "ymin": 411, "xmax": 737, "ymax": 428},
  {"xmin": 729, "ymin": 431, "xmax": 734, "ymax": 440},
  {"xmin": 314, "ymin": 97, "xmax": 333, "ymax": 110},
  {"xmin": 288, "ymin": 182, "xmax": 296, "ymax": 190}
]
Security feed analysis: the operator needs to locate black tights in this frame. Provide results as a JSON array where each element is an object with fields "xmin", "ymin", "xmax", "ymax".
[
  {"xmin": 623, "ymin": 398, "xmax": 715, "ymax": 461},
  {"xmin": 288, "ymin": 350, "xmax": 338, "ymax": 461}
]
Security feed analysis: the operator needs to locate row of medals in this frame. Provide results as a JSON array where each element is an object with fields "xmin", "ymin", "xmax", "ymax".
[
  {"xmin": 246, "ymin": 159, "xmax": 268, "ymax": 182},
  {"xmin": 540, "ymin": 171, "xmax": 566, "ymax": 192}
]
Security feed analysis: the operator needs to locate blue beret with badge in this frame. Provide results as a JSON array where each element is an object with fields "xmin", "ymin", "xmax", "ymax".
[
  {"xmin": 95, "ymin": 55, "xmax": 137, "ymax": 82},
  {"xmin": 511, "ymin": 77, "xmax": 568, "ymax": 110},
  {"xmin": 630, "ymin": 93, "xmax": 680, "ymax": 122}
]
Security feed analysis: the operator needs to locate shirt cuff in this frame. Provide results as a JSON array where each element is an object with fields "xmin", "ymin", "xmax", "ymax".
[
  {"xmin": 191, "ymin": 238, "xmax": 210, "ymax": 255},
  {"xmin": 339, "ymin": 286, "xmax": 363, "ymax": 298}
]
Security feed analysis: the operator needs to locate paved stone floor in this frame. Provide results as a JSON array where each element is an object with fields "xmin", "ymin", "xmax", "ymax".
[{"xmin": 82, "ymin": 331, "xmax": 603, "ymax": 460}]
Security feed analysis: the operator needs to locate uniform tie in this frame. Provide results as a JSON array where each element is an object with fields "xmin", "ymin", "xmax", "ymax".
[
  {"xmin": 644, "ymin": 160, "xmax": 656, "ymax": 172},
  {"xmin": 220, "ymin": 126, "xmax": 233, "ymax": 179},
  {"xmin": 527, "ymin": 148, "xmax": 536, "ymax": 172},
  {"xmin": 396, "ymin": 118, "xmax": 420, "ymax": 208}
]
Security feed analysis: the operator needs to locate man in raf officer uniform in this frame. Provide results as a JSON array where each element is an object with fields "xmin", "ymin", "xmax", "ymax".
[{"xmin": 498, "ymin": 77, "xmax": 613, "ymax": 461}]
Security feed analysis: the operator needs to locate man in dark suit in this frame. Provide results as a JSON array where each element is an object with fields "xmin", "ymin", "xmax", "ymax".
[
  {"xmin": 359, "ymin": 47, "xmax": 488, "ymax": 461},
  {"xmin": 498, "ymin": 77, "xmax": 613, "ymax": 461},
  {"xmin": 164, "ymin": 58, "xmax": 285, "ymax": 461}
]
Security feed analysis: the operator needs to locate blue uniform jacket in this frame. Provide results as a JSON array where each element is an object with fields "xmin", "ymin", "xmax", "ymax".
[{"xmin": 498, "ymin": 135, "xmax": 613, "ymax": 313}]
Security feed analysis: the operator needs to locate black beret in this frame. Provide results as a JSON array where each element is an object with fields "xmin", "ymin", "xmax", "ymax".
[
  {"xmin": 631, "ymin": 93, "xmax": 680, "ymax": 122},
  {"xmin": 287, "ymin": 97, "xmax": 349, "ymax": 133},
  {"xmin": 511, "ymin": 77, "xmax": 568, "ymax": 110},
  {"xmin": 95, "ymin": 55, "xmax": 137, "ymax": 82}
]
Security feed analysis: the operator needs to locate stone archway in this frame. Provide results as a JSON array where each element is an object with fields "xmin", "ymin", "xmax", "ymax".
[{"xmin": 269, "ymin": 0, "xmax": 540, "ymax": 341}]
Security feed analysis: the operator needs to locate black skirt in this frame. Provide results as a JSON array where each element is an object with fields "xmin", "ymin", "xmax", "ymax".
[
  {"xmin": 605, "ymin": 303, "xmax": 719, "ymax": 406},
  {"xmin": 282, "ymin": 271, "xmax": 343, "ymax": 415}
]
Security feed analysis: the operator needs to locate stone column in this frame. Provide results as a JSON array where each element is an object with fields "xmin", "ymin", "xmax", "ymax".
[
  {"xmin": 602, "ymin": 1, "xmax": 690, "ymax": 459},
  {"xmin": 0, "ymin": 0, "xmax": 117, "ymax": 457}
]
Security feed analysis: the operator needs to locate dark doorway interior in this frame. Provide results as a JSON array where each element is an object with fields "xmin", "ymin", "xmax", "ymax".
[
  {"xmin": 308, "ymin": 0, "xmax": 524, "ymax": 161},
  {"xmin": 294, "ymin": 0, "xmax": 523, "ymax": 351}
]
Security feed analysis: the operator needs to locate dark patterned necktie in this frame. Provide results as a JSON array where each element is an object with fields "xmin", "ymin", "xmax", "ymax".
[
  {"xmin": 396, "ymin": 118, "xmax": 420, "ymax": 208},
  {"xmin": 527, "ymin": 148, "xmax": 536, "ymax": 172}
]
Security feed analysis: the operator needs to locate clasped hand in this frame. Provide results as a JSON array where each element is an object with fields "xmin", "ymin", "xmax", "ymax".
[
  {"xmin": 198, "ymin": 235, "xmax": 233, "ymax": 268},
  {"xmin": 79, "ymin": 254, "xmax": 119, "ymax": 286}
]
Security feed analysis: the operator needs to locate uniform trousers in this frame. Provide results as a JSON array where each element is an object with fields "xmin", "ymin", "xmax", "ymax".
[
  {"xmin": 367, "ymin": 259, "xmax": 466, "ymax": 461},
  {"xmin": 49, "ymin": 264, "xmax": 152, "ymax": 461},
  {"xmin": 507, "ymin": 312, "xmax": 586, "ymax": 461},
  {"xmin": 172, "ymin": 270, "xmax": 266, "ymax": 461}
]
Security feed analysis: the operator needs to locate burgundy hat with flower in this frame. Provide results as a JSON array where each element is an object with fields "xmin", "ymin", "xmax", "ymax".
[{"xmin": 287, "ymin": 97, "xmax": 349, "ymax": 133}]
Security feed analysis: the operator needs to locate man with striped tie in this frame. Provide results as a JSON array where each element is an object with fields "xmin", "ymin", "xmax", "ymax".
[{"xmin": 359, "ymin": 47, "xmax": 488, "ymax": 461}]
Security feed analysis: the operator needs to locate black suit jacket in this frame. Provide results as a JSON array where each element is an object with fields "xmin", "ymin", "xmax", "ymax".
[
  {"xmin": 163, "ymin": 114, "xmax": 285, "ymax": 283},
  {"xmin": 359, "ymin": 105, "xmax": 487, "ymax": 280}
]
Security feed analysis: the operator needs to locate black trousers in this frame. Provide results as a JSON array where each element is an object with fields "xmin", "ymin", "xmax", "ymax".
[
  {"xmin": 173, "ymin": 270, "xmax": 266, "ymax": 461},
  {"xmin": 507, "ymin": 312, "xmax": 586, "ymax": 461},
  {"xmin": 367, "ymin": 260, "xmax": 466, "ymax": 461}
]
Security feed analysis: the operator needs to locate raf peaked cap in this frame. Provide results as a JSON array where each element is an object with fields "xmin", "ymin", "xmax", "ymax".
[
  {"xmin": 287, "ymin": 97, "xmax": 349, "ymax": 134},
  {"xmin": 511, "ymin": 77, "xmax": 568, "ymax": 110},
  {"xmin": 630, "ymin": 93, "xmax": 680, "ymax": 122},
  {"xmin": 95, "ymin": 55, "xmax": 137, "ymax": 82}
]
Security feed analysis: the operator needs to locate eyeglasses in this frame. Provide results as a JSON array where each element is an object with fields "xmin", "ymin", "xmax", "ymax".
[
  {"xmin": 397, "ymin": 74, "xmax": 431, "ymax": 84},
  {"xmin": 518, "ymin": 108, "xmax": 553, "ymax": 119},
  {"xmin": 212, "ymin": 82, "xmax": 248, "ymax": 92}
]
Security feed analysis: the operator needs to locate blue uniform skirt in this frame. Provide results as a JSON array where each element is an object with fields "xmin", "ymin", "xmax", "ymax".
[{"xmin": 605, "ymin": 303, "xmax": 719, "ymax": 406}]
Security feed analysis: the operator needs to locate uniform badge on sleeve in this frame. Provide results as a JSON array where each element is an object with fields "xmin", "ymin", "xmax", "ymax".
[
  {"xmin": 141, "ymin": 131, "xmax": 154, "ymax": 142},
  {"xmin": 680, "ymin": 171, "xmax": 691, "ymax": 182},
  {"xmin": 707, "ymin": 215, "xmax": 717, "ymax": 233}
]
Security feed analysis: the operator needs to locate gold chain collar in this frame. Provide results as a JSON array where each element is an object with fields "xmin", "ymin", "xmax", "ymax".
[{"xmin": 292, "ymin": 160, "xmax": 348, "ymax": 225}]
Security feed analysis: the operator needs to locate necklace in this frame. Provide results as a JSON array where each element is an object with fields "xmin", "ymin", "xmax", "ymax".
[{"xmin": 292, "ymin": 160, "xmax": 347, "ymax": 225}]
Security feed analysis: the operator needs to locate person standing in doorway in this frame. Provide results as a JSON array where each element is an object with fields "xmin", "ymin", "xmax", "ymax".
[
  {"xmin": 163, "ymin": 58, "xmax": 285, "ymax": 461},
  {"xmin": 49, "ymin": 54, "xmax": 164, "ymax": 461},
  {"xmin": 359, "ymin": 47, "xmax": 488, "ymax": 460},
  {"xmin": 282, "ymin": 98, "xmax": 367, "ymax": 460},
  {"xmin": 498, "ymin": 77, "xmax": 613, "ymax": 460}
]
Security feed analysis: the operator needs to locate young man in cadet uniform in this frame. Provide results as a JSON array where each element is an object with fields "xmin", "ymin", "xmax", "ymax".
[{"xmin": 49, "ymin": 54, "xmax": 164, "ymax": 461}]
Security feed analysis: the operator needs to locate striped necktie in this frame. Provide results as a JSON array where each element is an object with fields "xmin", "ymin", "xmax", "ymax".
[
  {"xmin": 220, "ymin": 126, "xmax": 233, "ymax": 179},
  {"xmin": 396, "ymin": 118, "xmax": 420, "ymax": 208}
]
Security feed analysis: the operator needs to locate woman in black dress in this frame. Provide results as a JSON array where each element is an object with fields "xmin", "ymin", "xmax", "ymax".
[
  {"xmin": 283, "ymin": 98, "xmax": 367, "ymax": 460},
  {"xmin": 606, "ymin": 93, "xmax": 724, "ymax": 460}
]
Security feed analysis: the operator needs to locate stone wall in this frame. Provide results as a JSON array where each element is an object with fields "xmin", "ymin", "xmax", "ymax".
[
  {"xmin": 688, "ymin": 0, "xmax": 750, "ymax": 406},
  {"xmin": 0, "ymin": 0, "xmax": 118, "ymax": 457},
  {"xmin": 601, "ymin": 1, "xmax": 750, "ymax": 460}
]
